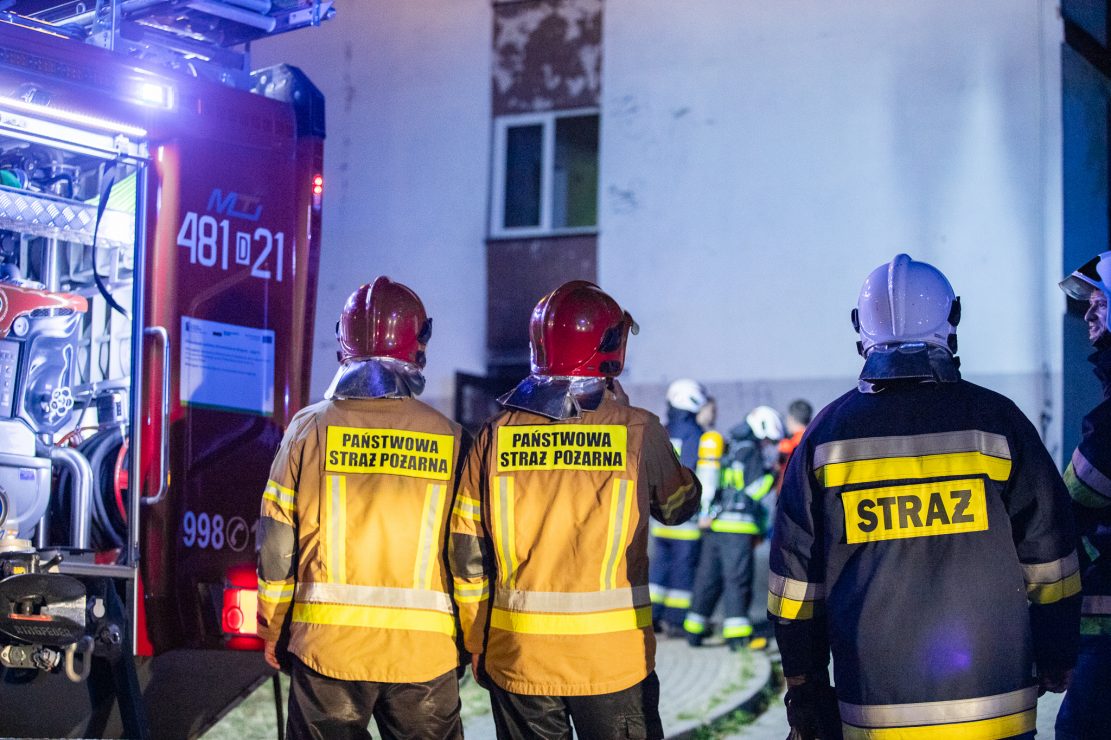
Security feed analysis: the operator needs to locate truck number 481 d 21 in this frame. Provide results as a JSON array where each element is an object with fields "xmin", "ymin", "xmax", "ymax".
[{"xmin": 177, "ymin": 211, "xmax": 285, "ymax": 282}]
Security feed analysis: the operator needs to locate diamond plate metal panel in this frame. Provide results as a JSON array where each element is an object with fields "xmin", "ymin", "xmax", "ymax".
[{"xmin": 0, "ymin": 185, "xmax": 134, "ymax": 249}]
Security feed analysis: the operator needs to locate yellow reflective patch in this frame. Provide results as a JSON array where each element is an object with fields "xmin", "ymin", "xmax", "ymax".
[
  {"xmin": 292, "ymin": 603, "xmax": 456, "ymax": 636},
  {"xmin": 841, "ymin": 709, "xmax": 1035, "ymax": 739},
  {"xmin": 600, "ymin": 480, "xmax": 634, "ymax": 590},
  {"xmin": 324, "ymin": 426, "xmax": 453, "ymax": 480},
  {"xmin": 818, "ymin": 451, "xmax": 1011, "ymax": 488},
  {"xmin": 257, "ymin": 579, "xmax": 294, "ymax": 604},
  {"xmin": 489, "ymin": 606, "xmax": 652, "ymax": 635},
  {"xmin": 496, "ymin": 425, "xmax": 628, "ymax": 472},
  {"xmin": 767, "ymin": 592, "xmax": 815, "ymax": 620},
  {"xmin": 1027, "ymin": 570, "xmax": 1082, "ymax": 605},
  {"xmin": 842, "ymin": 479, "xmax": 988, "ymax": 544},
  {"xmin": 263, "ymin": 480, "xmax": 296, "ymax": 514},
  {"xmin": 454, "ymin": 579, "xmax": 490, "ymax": 604}
]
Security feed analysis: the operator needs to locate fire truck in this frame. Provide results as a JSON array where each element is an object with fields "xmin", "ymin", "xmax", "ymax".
[{"xmin": 0, "ymin": 2, "xmax": 330, "ymax": 736}]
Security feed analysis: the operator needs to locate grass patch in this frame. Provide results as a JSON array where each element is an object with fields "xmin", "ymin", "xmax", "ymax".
[{"xmin": 688, "ymin": 684, "xmax": 779, "ymax": 740}]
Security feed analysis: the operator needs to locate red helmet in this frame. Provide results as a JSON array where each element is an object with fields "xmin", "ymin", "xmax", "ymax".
[
  {"xmin": 337, "ymin": 276, "xmax": 432, "ymax": 367},
  {"xmin": 529, "ymin": 281, "xmax": 638, "ymax": 377}
]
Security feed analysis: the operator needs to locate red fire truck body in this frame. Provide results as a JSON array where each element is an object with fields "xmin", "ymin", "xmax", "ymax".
[{"xmin": 0, "ymin": 4, "xmax": 327, "ymax": 736}]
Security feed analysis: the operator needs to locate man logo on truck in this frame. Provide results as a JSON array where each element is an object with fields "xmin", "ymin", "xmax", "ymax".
[{"xmin": 206, "ymin": 189, "xmax": 262, "ymax": 222}]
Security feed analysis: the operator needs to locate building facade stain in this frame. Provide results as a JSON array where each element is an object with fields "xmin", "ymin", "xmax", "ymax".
[{"xmin": 493, "ymin": 0, "xmax": 603, "ymax": 114}]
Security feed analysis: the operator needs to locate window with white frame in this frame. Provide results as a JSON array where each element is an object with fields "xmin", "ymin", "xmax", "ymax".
[{"xmin": 491, "ymin": 109, "xmax": 599, "ymax": 238}]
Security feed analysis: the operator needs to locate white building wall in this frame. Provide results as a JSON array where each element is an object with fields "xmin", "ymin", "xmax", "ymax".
[
  {"xmin": 252, "ymin": 1, "xmax": 1067, "ymax": 454},
  {"xmin": 253, "ymin": 2, "xmax": 492, "ymax": 412},
  {"xmin": 601, "ymin": 0, "xmax": 1064, "ymax": 453}
]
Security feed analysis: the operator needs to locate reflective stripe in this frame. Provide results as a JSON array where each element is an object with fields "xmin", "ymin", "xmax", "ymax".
[
  {"xmin": 323, "ymin": 475, "xmax": 347, "ymax": 584},
  {"xmin": 296, "ymin": 582, "xmax": 452, "ymax": 613},
  {"xmin": 452, "ymin": 494, "xmax": 482, "ymax": 522},
  {"xmin": 660, "ymin": 482, "xmax": 695, "ymax": 520},
  {"xmin": 768, "ymin": 572, "xmax": 825, "ymax": 601},
  {"xmin": 413, "ymin": 484, "xmax": 447, "ymax": 590},
  {"xmin": 683, "ymin": 613, "xmax": 707, "ymax": 634},
  {"xmin": 454, "ymin": 579, "xmax": 490, "ymax": 604},
  {"xmin": 818, "ymin": 452, "xmax": 1011, "ymax": 488},
  {"xmin": 1065, "ymin": 463, "xmax": 1111, "ymax": 509},
  {"xmin": 651, "ymin": 524, "xmax": 701, "ymax": 540},
  {"xmin": 722, "ymin": 617, "xmax": 752, "ymax": 638},
  {"xmin": 1082, "ymin": 595, "xmax": 1111, "ymax": 615},
  {"xmin": 814, "ymin": 431, "xmax": 1011, "ymax": 469},
  {"xmin": 263, "ymin": 480, "xmax": 296, "ymax": 514},
  {"xmin": 1027, "ymin": 572, "xmax": 1081, "ymax": 605},
  {"xmin": 710, "ymin": 519, "xmax": 761, "ymax": 534},
  {"xmin": 768, "ymin": 592, "xmax": 815, "ymax": 621},
  {"xmin": 292, "ymin": 603, "xmax": 456, "ymax": 636},
  {"xmin": 1073, "ymin": 448, "xmax": 1111, "ymax": 500},
  {"xmin": 649, "ymin": 583, "xmax": 665, "ymax": 603},
  {"xmin": 841, "ymin": 711, "xmax": 1035, "ymax": 739},
  {"xmin": 1022, "ymin": 552, "xmax": 1081, "ymax": 604},
  {"xmin": 838, "ymin": 687, "xmax": 1037, "ymax": 728},
  {"xmin": 494, "ymin": 585, "xmax": 651, "ymax": 614},
  {"xmin": 1081, "ymin": 615, "xmax": 1111, "ymax": 635},
  {"xmin": 492, "ymin": 476, "xmax": 518, "ymax": 588},
  {"xmin": 490, "ymin": 606, "xmax": 651, "ymax": 635},
  {"xmin": 258, "ymin": 578, "xmax": 294, "ymax": 604},
  {"xmin": 1021, "ymin": 551, "xmax": 1079, "ymax": 585},
  {"xmin": 663, "ymin": 589, "xmax": 691, "ymax": 608},
  {"xmin": 747, "ymin": 474, "xmax": 775, "ymax": 502},
  {"xmin": 601, "ymin": 480, "xmax": 634, "ymax": 590}
]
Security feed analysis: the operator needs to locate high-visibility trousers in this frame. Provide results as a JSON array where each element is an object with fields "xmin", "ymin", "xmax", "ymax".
[
  {"xmin": 684, "ymin": 531, "xmax": 756, "ymax": 640},
  {"xmin": 649, "ymin": 534, "xmax": 701, "ymax": 627}
]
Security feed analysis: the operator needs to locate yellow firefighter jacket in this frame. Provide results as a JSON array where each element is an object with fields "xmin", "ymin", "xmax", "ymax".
[
  {"xmin": 256, "ymin": 397, "xmax": 464, "ymax": 683},
  {"xmin": 449, "ymin": 397, "xmax": 700, "ymax": 696}
]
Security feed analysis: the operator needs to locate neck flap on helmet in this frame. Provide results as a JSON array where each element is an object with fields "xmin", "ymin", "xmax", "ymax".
[
  {"xmin": 324, "ymin": 357, "xmax": 426, "ymax": 401},
  {"xmin": 498, "ymin": 374, "xmax": 608, "ymax": 420},
  {"xmin": 858, "ymin": 342, "xmax": 960, "ymax": 394}
]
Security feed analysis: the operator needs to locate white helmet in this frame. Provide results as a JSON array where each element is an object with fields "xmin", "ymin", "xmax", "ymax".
[
  {"xmin": 852, "ymin": 253, "xmax": 960, "ymax": 356},
  {"xmin": 1060, "ymin": 251, "xmax": 1111, "ymax": 332},
  {"xmin": 666, "ymin": 378, "xmax": 709, "ymax": 413},
  {"xmin": 746, "ymin": 406, "xmax": 784, "ymax": 441}
]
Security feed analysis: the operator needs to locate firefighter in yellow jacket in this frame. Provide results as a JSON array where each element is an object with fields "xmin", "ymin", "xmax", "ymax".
[
  {"xmin": 256, "ymin": 277, "xmax": 466, "ymax": 740},
  {"xmin": 449, "ymin": 281, "xmax": 700, "ymax": 740}
]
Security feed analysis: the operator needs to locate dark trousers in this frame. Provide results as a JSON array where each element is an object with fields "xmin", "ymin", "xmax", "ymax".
[
  {"xmin": 649, "ymin": 535, "xmax": 701, "ymax": 626},
  {"xmin": 488, "ymin": 671, "xmax": 663, "ymax": 740},
  {"xmin": 1056, "ymin": 635, "xmax": 1111, "ymax": 739},
  {"xmin": 287, "ymin": 658, "xmax": 462, "ymax": 740},
  {"xmin": 685, "ymin": 531, "xmax": 755, "ymax": 638}
]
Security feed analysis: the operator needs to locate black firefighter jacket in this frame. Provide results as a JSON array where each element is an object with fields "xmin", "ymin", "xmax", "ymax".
[{"xmin": 770, "ymin": 378, "xmax": 1080, "ymax": 740}]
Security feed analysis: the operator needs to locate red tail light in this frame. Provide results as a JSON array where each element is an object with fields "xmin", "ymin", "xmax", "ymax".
[
  {"xmin": 222, "ymin": 563, "xmax": 263, "ymax": 650},
  {"xmin": 312, "ymin": 173, "xmax": 323, "ymax": 210}
]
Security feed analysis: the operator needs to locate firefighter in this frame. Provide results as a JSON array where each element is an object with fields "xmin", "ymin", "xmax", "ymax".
[
  {"xmin": 772, "ymin": 254, "xmax": 1080, "ymax": 740},
  {"xmin": 649, "ymin": 379, "xmax": 714, "ymax": 635},
  {"xmin": 448, "ymin": 280, "xmax": 700, "ymax": 740},
  {"xmin": 256, "ymin": 277, "xmax": 466, "ymax": 740},
  {"xmin": 1056, "ymin": 251, "xmax": 1111, "ymax": 739},
  {"xmin": 684, "ymin": 405, "xmax": 783, "ymax": 650}
]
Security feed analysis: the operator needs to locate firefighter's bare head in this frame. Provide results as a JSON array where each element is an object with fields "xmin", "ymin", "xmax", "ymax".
[
  {"xmin": 337, "ymin": 276, "xmax": 432, "ymax": 368},
  {"xmin": 529, "ymin": 280, "xmax": 638, "ymax": 378}
]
